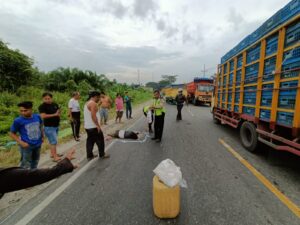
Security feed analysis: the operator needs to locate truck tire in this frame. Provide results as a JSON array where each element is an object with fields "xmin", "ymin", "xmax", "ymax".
[{"xmin": 240, "ymin": 121, "xmax": 258, "ymax": 152}]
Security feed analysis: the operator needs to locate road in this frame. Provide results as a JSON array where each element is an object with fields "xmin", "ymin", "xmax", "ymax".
[{"xmin": 1, "ymin": 105, "xmax": 300, "ymax": 225}]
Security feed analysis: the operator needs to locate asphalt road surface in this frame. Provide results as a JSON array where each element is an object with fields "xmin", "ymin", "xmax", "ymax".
[{"xmin": 1, "ymin": 105, "xmax": 300, "ymax": 225}]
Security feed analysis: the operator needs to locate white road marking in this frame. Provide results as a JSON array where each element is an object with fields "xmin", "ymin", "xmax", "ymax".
[{"xmin": 187, "ymin": 106, "xmax": 194, "ymax": 117}]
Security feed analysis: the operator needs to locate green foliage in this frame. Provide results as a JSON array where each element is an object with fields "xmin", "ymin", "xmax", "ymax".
[
  {"xmin": 161, "ymin": 75, "xmax": 178, "ymax": 84},
  {"xmin": 0, "ymin": 40, "xmax": 35, "ymax": 92}
]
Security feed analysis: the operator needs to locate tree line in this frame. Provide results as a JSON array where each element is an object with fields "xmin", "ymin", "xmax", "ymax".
[{"xmin": 0, "ymin": 40, "xmax": 130, "ymax": 95}]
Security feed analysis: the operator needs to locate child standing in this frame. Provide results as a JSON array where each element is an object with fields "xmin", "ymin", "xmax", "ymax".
[{"xmin": 9, "ymin": 101, "xmax": 43, "ymax": 169}]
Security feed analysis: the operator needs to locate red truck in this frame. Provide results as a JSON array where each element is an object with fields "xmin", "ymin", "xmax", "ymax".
[{"xmin": 187, "ymin": 78, "xmax": 214, "ymax": 106}]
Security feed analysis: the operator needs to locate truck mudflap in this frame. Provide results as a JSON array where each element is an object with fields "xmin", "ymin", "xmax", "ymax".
[{"xmin": 257, "ymin": 129, "xmax": 300, "ymax": 156}]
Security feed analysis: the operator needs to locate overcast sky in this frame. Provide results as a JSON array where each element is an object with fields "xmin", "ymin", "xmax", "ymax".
[{"xmin": 0, "ymin": 0, "xmax": 289, "ymax": 84}]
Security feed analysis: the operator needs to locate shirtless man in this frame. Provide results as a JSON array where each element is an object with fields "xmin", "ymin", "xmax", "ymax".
[{"xmin": 99, "ymin": 92, "xmax": 112, "ymax": 125}]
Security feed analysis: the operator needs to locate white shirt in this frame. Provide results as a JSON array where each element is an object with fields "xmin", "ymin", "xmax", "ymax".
[
  {"xmin": 84, "ymin": 103, "xmax": 100, "ymax": 129},
  {"xmin": 118, "ymin": 130, "xmax": 125, "ymax": 139},
  {"xmin": 68, "ymin": 98, "xmax": 80, "ymax": 112}
]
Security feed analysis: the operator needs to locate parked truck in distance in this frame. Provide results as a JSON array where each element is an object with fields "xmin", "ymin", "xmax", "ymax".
[
  {"xmin": 187, "ymin": 78, "xmax": 214, "ymax": 106},
  {"xmin": 213, "ymin": 0, "xmax": 300, "ymax": 156}
]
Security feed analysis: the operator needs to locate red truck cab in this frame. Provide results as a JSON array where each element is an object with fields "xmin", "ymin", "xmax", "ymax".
[{"xmin": 187, "ymin": 78, "xmax": 214, "ymax": 106}]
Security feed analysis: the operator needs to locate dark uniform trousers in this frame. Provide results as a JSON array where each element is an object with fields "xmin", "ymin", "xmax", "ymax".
[
  {"xmin": 177, "ymin": 104, "xmax": 183, "ymax": 120},
  {"xmin": 71, "ymin": 112, "xmax": 80, "ymax": 139},
  {"xmin": 154, "ymin": 112, "xmax": 165, "ymax": 140}
]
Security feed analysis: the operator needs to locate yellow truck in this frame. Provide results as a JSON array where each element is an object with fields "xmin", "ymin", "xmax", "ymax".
[{"xmin": 213, "ymin": 1, "xmax": 300, "ymax": 156}]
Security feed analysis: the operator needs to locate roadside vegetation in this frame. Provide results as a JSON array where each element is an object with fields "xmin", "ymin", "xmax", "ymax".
[{"xmin": 0, "ymin": 39, "xmax": 152, "ymax": 167}]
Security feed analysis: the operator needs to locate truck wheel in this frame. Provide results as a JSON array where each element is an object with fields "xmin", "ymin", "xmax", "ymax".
[{"xmin": 240, "ymin": 122, "xmax": 258, "ymax": 152}]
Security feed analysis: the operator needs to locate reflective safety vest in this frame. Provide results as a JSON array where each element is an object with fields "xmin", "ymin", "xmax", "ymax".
[
  {"xmin": 143, "ymin": 106, "xmax": 149, "ymax": 113},
  {"xmin": 153, "ymin": 99, "xmax": 166, "ymax": 116}
]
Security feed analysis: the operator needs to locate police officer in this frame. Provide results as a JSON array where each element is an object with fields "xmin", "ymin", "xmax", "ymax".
[
  {"xmin": 150, "ymin": 90, "xmax": 166, "ymax": 143},
  {"xmin": 175, "ymin": 88, "xmax": 187, "ymax": 121}
]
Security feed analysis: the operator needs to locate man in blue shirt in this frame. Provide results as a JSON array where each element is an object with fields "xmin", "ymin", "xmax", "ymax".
[
  {"xmin": 10, "ymin": 101, "xmax": 43, "ymax": 169},
  {"xmin": 124, "ymin": 91, "xmax": 132, "ymax": 119}
]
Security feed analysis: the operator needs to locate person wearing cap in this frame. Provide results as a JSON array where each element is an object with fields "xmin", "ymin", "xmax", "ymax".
[
  {"xmin": 175, "ymin": 88, "xmax": 187, "ymax": 121},
  {"xmin": 150, "ymin": 90, "xmax": 166, "ymax": 143},
  {"xmin": 9, "ymin": 101, "xmax": 44, "ymax": 169},
  {"xmin": 84, "ymin": 91, "xmax": 110, "ymax": 161}
]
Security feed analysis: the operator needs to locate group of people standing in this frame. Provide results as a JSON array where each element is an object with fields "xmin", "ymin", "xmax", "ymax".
[
  {"xmin": 1, "ymin": 89, "xmax": 189, "ymax": 197},
  {"xmin": 8, "ymin": 90, "xmax": 135, "ymax": 169}
]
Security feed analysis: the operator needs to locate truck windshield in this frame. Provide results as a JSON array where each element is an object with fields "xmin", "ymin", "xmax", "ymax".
[{"xmin": 198, "ymin": 85, "xmax": 214, "ymax": 92}]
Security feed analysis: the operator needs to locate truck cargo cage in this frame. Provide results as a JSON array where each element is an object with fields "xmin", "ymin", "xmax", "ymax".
[
  {"xmin": 243, "ymin": 106, "xmax": 255, "ymax": 116},
  {"xmin": 229, "ymin": 73, "xmax": 234, "ymax": 86},
  {"xmin": 281, "ymin": 61, "xmax": 300, "ymax": 79},
  {"xmin": 230, "ymin": 60, "xmax": 234, "ymax": 72},
  {"xmin": 234, "ymin": 88, "xmax": 240, "ymax": 103},
  {"xmin": 263, "ymin": 57, "xmax": 276, "ymax": 81},
  {"xmin": 276, "ymin": 111, "xmax": 294, "ymax": 127},
  {"xmin": 265, "ymin": 35, "xmax": 278, "ymax": 56},
  {"xmin": 228, "ymin": 91, "xmax": 232, "ymax": 103},
  {"xmin": 285, "ymin": 20, "xmax": 300, "ymax": 47},
  {"xmin": 234, "ymin": 105, "xmax": 239, "ymax": 113},
  {"xmin": 260, "ymin": 109, "xmax": 271, "ymax": 121},
  {"xmin": 245, "ymin": 63, "xmax": 259, "ymax": 84},
  {"xmin": 280, "ymin": 0, "xmax": 300, "ymax": 23},
  {"xmin": 236, "ymin": 70, "xmax": 242, "ymax": 85},
  {"xmin": 237, "ymin": 55, "xmax": 243, "ymax": 68},
  {"xmin": 283, "ymin": 46, "xmax": 300, "ymax": 64},
  {"xmin": 243, "ymin": 86, "xmax": 257, "ymax": 105},
  {"xmin": 261, "ymin": 84, "xmax": 274, "ymax": 106},
  {"xmin": 278, "ymin": 80, "xmax": 298, "ymax": 109},
  {"xmin": 246, "ymin": 45, "xmax": 261, "ymax": 64}
]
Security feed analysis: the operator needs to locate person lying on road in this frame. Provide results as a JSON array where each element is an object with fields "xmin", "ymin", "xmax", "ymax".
[
  {"xmin": 0, "ymin": 148, "xmax": 77, "ymax": 198},
  {"xmin": 107, "ymin": 130, "xmax": 139, "ymax": 140}
]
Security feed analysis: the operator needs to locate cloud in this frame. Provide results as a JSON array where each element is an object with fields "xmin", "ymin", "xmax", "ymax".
[
  {"xmin": 99, "ymin": 0, "xmax": 129, "ymax": 19},
  {"xmin": 156, "ymin": 19, "xmax": 165, "ymax": 31},
  {"xmin": 227, "ymin": 7, "xmax": 246, "ymax": 30},
  {"xmin": 133, "ymin": 0, "xmax": 158, "ymax": 18},
  {"xmin": 0, "ymin": 0, "xmax": 289, "ymax": 84}
]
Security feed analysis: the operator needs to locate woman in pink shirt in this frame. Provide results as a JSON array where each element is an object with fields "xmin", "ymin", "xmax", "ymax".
[{"xmin": 115, "ymin": 93, "xmax": 124, "ymax": 123}]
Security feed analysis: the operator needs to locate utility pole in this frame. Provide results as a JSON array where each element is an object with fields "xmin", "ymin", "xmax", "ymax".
[
  {"xmin": 201, "ymin": 64, "xmax": 208, "ymax": 77},
  {"xmin": 137, "ymin": 69, "xmax": 140, "ymax": 86}
]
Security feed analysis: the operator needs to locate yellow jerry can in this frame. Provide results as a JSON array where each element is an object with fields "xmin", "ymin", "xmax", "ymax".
[{"xmin": 152, "ymin": 175, "xmax": 180, "ymax": 218}]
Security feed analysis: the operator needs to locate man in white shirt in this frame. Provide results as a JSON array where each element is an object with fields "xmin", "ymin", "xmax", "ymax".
[
  {"xmin": 68, "ymin": 92, "xmax": 81, "ymax": 141},
  {"xmin": 84, "ymin": 91, "xmax": 110, "ymax": 161}
]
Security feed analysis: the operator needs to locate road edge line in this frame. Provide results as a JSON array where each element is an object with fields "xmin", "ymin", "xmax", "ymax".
[{"xmin": 219, "ymin": 138, "xmax": 300, "ymax": 219}]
